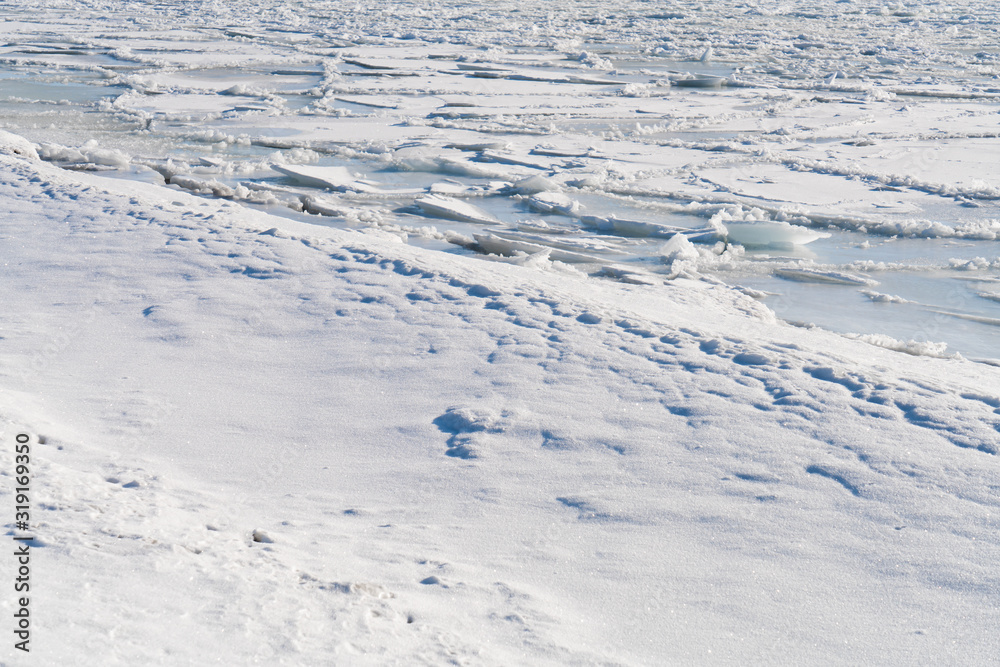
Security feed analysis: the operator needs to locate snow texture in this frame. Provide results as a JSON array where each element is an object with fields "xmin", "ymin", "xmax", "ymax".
[{"xmin": 1, "ymin": 1, "xmax": 999, "ymax": 664}]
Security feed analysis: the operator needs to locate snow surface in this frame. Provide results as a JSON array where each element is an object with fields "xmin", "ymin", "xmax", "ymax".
[{"xmin": 1, "ymin": 1, "xmax": 1000, "ymax": 664}]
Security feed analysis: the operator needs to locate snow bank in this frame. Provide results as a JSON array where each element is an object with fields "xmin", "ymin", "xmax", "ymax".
[
  {"xmin": 0, "ymin": 130, "xmax": 38, "ymax": 160},
  {"xmin": 3, "ymin": 107, "xmax": 1000, "ymax": 667}
]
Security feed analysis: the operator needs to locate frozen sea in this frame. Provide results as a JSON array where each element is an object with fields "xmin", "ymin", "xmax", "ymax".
[
  {"xmin": 2, "ymin": 0, "xmax": 998, "ymax": 359},
  {"xmin": 2, "ymin": 2, "xmax": 1000, "ymax": 665}
]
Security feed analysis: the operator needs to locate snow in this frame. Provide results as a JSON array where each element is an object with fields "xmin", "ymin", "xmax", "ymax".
[
  {"xmin": 271, "ymin": 165, "xmax": 380, "ymax": 193},
  {"xmin": 0, "ymin": 130, "xmax": 37, "ymax": 160},
  {"xmin": 415, "ymin": 194, "xmax": 500, "ymax": 224},
  {"xmin": 1, "ymin": 0, "xmax": 1000, "ymax": 664}
]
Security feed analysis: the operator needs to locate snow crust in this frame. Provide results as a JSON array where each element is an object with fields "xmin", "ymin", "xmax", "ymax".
[
  {"xmin": 1, "ymin": 1, "xmax": 1000, "ymax": 664},
  {"xmin": 3, "ymin": 140, "xmax": 1000, "ymax": 666}
]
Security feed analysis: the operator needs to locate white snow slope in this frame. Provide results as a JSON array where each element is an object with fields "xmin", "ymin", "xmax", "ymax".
[{"xmin": 1, "ymin": 134, "xmax": 1000, "ymax": 664}]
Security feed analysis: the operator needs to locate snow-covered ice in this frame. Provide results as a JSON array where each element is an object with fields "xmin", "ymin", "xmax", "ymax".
[{"xmin": 1, "ymin": 0, "xmax": 999, "ymax": 664}]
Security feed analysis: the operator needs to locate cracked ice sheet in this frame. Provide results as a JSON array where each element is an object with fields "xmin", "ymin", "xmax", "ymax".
[
  {"xmin": 2, "ymin": 0, "xmax": 1000, "ymax": 662},
  {"xmin": 2, "ymin": 148, "xmax": 1000, "ymax": 664}
]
